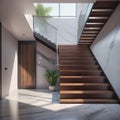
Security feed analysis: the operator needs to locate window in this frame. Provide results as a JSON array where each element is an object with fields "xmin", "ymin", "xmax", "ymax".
[
  {"xmin": 42, "ymin": 3, "xmax": 59, "ymax": 16},
  {"xmin": 34, "ymin": 3, "xmax": 76, "ymax": 18},
  {"xmin": 60, "ymin": 3, "xmax": 76, "ymax": 17}
]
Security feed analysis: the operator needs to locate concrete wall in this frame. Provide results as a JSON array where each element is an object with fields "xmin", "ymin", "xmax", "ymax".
[
  {"xmin": 90, "ymin": 4, "xmax": 120, "ymax": 99},
  {"xmin": 36, "ymin": 42, "xmax": 56, "ymax": 88},
  {"xmin": 2, "ymin": 26, "xmax": 18, "ymax": 97}
]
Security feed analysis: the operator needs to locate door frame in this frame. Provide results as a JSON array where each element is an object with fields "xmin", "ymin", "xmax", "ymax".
[{"xmin": 18, "ymin": 41, "xmax": 36, "ymax": 89}]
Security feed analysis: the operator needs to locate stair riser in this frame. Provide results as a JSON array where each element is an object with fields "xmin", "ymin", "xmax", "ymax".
[
  {"xmin": 60, "ymin": 85, "xmax": 110, "ymax": 90},
  {"xmin": 85, "ymin": 24, "xmax": 104, "ymax": 27},
  {"xmin": 59, "ymin": 51, "xmax": 91, "ymax": 54},
  {"xmin": 59, "ymin": 47, "xmax": 89, "ymax": 50},
  {"xmin": 59, "ymin": 56, "xmax": 95, "ymax": 60},
  {"xmin": 59, "ymin": 54, "xmax": 93, "ymax": 57},
  {"xmin": 60, "ymin": 72, "xmax": 102, "ymax": 76},
  {"xmin": 60, "ymin": 93, "xmax": 115, "ymax": 99},
  {"xmin": 60, "ymin": 61, "xmax": 97, "ymax": 65},
  {"xmin": 59, "ymin": 50, "xmax": 90, "ymax": 52},
  {"xmin": 59, "ymin": 51, "xmax": 90, "ymax": 53},
  {"xmin": 60, "ymin": 78, "xmax": 106, "ymax": 83},
  {"xmin": 60, "ymin": 66, "xmax": 99, "ymax": 70},
  {"xmin": 59, "ymin": 60, "xmax": 96, "ymax": 63},
  {"xmin": 60, "ymin": 101, "xmax": 118, "ymax": 104}
]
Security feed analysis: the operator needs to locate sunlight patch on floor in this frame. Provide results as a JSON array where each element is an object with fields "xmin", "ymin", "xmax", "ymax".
[{"xmin": 5, "ymin": 89, "xmax": 82, "ymax": 112}]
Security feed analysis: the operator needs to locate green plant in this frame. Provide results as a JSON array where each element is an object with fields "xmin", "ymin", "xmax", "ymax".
[
  {"xmin": 35, "ymin": 3, "xmax": 52, "ymax": 16},
  {"xmin": 44, "ymin": 69, "xmax": 58, "ymax": 86}
]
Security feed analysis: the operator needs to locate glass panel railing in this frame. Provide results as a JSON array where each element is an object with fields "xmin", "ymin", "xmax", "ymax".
[
  {"xmin": 33, "ymin": 16, "xmax": 58, "ymax": 45},
  {"xmin": 33, "ymin": 16, "xmax": 59, "ymax": 67},
  {"xmin": 77, "ymin": 3, "xmax": 94, "ymax": 43}
]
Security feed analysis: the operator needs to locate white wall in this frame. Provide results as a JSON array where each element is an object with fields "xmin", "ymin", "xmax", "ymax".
[
  {"xmin": 2, "ymin": 26, "xmax": 18, "ymax": 97},
  {"xmin": 90, "ymin": 4, "xmax": 120, "ymax": 99},
  {"xmin": 36, "ymin": 42, "xmax": 56, "ymax": 88}
]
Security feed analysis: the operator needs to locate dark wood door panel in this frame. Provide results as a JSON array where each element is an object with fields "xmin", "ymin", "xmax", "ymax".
[{"xmin": 18, "ymin": 41, "xmax": 36, "ymax": 89}]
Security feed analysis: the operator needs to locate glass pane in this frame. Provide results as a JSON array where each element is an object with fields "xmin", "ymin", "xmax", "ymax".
[
  {"xmin": 60, "ymin": 3, "xmax": 76, "ymax": 17},
  {"xmin": 42, "ymin": 3, "xmax": 59, "ymax": 16}
]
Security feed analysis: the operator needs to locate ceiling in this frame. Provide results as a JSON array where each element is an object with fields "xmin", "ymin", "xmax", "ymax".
[{"xmin": 0, "ymin": 0, "xmax": 118, "ymax": 40}]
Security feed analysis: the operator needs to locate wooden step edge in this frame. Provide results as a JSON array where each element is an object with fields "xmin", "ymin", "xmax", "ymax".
[
  {"xmin": 78, "ymin": 43, "xmax": 92, "ymax": 45},
  {"xmin": 60, "ymin": 65, "xmax": 99, "ymax": 67},
  {"xmin": 60, "ymin": 60, "xmax": 97, "ymax": 64},
  {"xmin": 60, "ymin": 90, "xmax": 114, "ymax": 94},
  {"xmin": 60, "ymin": 99, "xmax": 118, "ymax": 103},
  {"xmin": 59, "ymin": 59, "xmax": 95, "ymax": 61},
  {"xmin": 60, "ymin": 63, "xmax": 97, "ymax": 65},
  {"xmin": 59, "ymin": 55, "xmax": 93, "ymax": 57},
  {"xmin": 60, "ymin": 83, "xmax": 109, "ymax": 86},
  {"xmin": 60, "ymin": 70, "xmax": 102, "ymax": 72},
  {"xmin": 60, "ymin": 76, "xmax": 105, "ymax": 79},
  {"xmin": 59, "ymin": 54, "xmax": 93, "ymax": 58},
  {"xmin": 59, "ymin": 52, "xmax": 92, "ymax": 56},
  {"xmin": 60, "ymin": 70, "xmax": 101, "ymax": 72},
  {"xmin": 59, "ymin": 54, "xmax": 92, "ymax": 55},
  {"xmin": 59, "ymin": 57, "xmax": 95, "ymax": 59},
  {"xmin": 89, "ymin": 17, "xmax": 109, "ymax": 19},
  {"xmin": 92, "ymin": 9, "xmax": 114, "ymax": 12},
  {"xmin": 59, "ymin": 62, "xmax": 96, "ymax": 64}
]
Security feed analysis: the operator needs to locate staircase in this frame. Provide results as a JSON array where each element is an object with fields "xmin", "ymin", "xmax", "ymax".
[
  {"xmin": 79, "ymin": 1, "xmax": 119, "ymax": 45},
  {"xmin": 34, "ymin": 32, "xmax": 56, "ymax": 52},
  {"xmin": 59, "ymin": 1, "xmax": 119, "ymax": 104},
  {"xmin": 33, "ymin": 16, "xmax": 57, "ymax": 52},
  {"xmin": 59, "ymin": 45, "xmax": 119, "ymax": 103}
]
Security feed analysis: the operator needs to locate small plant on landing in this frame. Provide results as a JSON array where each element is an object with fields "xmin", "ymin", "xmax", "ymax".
[{"xmin": 44, "ymin": 69, "xmax": 58, "ymax": 90}]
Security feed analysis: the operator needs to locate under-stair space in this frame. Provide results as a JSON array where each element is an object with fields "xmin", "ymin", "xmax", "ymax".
[
  {"xmin": 79, "ymin": 1, "xmax": 119, "ymax": 45},
  {"xmin": 59, "ymin": 45, "xmax": 119, "ymax": 103}
]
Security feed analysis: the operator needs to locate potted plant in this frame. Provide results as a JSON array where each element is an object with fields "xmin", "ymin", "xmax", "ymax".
[{"xmin": 44, "ymin": 69, "xmax": 58, "ymax": 91}]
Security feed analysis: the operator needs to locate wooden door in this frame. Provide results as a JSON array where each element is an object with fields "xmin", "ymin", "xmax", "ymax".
[
  {"xmin": 18, "ymin": 41, "xmax": 36, "ymax": 89},
  {"xmin": 0, "ymin": 23, "xmax": 2, "ymax": 99}
]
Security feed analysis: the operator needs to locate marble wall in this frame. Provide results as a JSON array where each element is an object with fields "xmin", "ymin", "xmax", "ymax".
[
  {"xmin": 36, "ymin": 42, "xmax": 57, "ymax": 89},
  {"xmin": 90, "ymin": 4, "xmax": 120, "ymax": 99}
]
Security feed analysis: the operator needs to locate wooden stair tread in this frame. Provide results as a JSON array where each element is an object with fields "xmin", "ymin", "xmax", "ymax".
[
  {"xmin": 60, "ymin": 99, "xmax": 118, "ymax": 103},
  {"xmin": 60, "ymin": 64, "xmax": 99, "ymax": 67},
  {"xmin": 60, "ymin": 76, "xmax": 105, "ymax": 79},
  {"xmin": 59, "ymin": 57, "xmax": 95, "ymax": 59},
  {"xmin": 60, "ymin": 90, "xmax": 114, "ymax": 94},
  {"xmin": 59, "ymin": 52, "xmax": 91, "ymax": 54},
  {"xmin": 60, "ymin": 70, "xmax": 101, "ymax": 72},
  {"xmin": 60, "ymin": 83, "xmax": 109, "ymax": 86},
  {"xmin": 92, "ymin": 9, "xmax": 113, "ymax": 12}
]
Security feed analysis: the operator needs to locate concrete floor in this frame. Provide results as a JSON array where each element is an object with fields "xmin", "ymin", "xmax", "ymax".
[{"xmin": 0, "ymin": 89, "xmax": 120, "ymax": 120}]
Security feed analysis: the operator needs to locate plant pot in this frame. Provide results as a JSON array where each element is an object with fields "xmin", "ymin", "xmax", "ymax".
[{"xmin": 49, "ymin": 86, "xmax": 55, "ymax": 91}]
